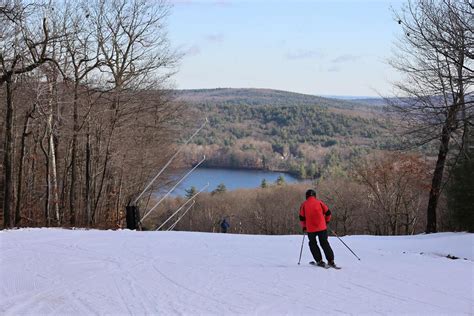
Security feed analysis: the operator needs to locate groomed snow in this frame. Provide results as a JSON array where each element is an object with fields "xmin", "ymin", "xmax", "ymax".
[{"xmin": 1, "ymin": 229, "xmax": 473, "ymax": 315}]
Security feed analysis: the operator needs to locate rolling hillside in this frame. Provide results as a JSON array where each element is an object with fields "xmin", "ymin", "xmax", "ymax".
[
  {"xmin": 174, "ymin": 88, "xmax": 381, "ymax": 109},
  {"xmin": 175, "ymin": 89, "xmax": 399, "ymax": 178}
]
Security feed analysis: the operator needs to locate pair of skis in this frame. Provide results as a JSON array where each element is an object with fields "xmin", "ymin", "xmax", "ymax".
[{"xmin": 309, "ymin": 261, "xmax": 341, "ymax": 270}]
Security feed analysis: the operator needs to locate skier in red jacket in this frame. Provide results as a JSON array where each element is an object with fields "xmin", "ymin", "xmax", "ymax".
[{"xmin": 299, "ymin": 189, "xmax": 336, "ymax": 268}]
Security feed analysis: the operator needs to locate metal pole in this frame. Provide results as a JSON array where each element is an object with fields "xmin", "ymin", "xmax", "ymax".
[
  {"xmin": 133, "ymin": 118, "xmax": 208, "ymax": 205},
  {"xmin": 297, "ymin": 234, "xmax": 305, "ymax": 265},
  {"xmin": 329, "ymin": 228, "xmax": 361, "ymax": 261},
  {"xmin": 140, "ymin": 156, "xmax": 206, "ymax": 224},
  {"xmin": 167, "ymin": 200, "xmax": 196, "ymax": 231},
  {"xmin": 156, "ymin": 183, "xmax": 209, "ymax": 231}
]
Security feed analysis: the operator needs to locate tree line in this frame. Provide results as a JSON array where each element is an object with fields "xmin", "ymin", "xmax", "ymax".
[
  {"xmin": 1, "ymin": 0, "xmax": 185, "ymax": 229},
  {"xmin": 144, "ymin": 152, "xmax": 448, "ymax": 235}
]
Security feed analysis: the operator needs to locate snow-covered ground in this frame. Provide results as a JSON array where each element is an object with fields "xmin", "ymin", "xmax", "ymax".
[{"xmin": 0, "ymin": 229, "xmax": 473, "ymax": 315}]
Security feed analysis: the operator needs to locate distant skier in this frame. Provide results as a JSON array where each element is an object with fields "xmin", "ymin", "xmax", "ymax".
[
  {"xmin": 220, "ymin": 218, "xmax": 230, "ymax": 233},
  {"xmin": 299, "ymin": 189, "xmax": 337, "ymax": 268}
]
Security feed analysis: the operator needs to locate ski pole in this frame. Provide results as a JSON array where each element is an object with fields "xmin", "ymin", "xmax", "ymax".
[
  {"xmin": 329, "ymin": 228, "xmax": 361, "ymax": 261},
  {"xmin": 297, "ymin": 234, "xmax": 305, "ymax": 265}
]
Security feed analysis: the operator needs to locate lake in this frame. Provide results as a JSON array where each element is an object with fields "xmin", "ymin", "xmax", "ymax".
[{"xmin": 166, "ymin": 168, "xmax": 300, "ymax": 196}]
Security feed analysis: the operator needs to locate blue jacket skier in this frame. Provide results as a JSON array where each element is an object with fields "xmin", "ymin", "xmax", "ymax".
[{"xmin": 220, "ymin": 218, "xmax": 230, "ymax": 233}]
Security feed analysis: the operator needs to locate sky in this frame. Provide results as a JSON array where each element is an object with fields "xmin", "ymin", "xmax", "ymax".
[{"xmin": 167, "ymin": 0, "xmax": 405, "ymax": 97}]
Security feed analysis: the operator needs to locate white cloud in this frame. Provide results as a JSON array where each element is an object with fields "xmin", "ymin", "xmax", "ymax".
[
  {"xmin": 206, "ymin": 33, "xmax": 225, "ymax": 43},
  {"xmin": 331, "ymin": 54, "xmax": 361, "ymax": 64},
  {"xmin": 286, "ymin": 49, "xmax": 323, "ymax": 60},
  {"xmin": 183, "ymin": 44, "xmax": 202, "ymax": 57}
]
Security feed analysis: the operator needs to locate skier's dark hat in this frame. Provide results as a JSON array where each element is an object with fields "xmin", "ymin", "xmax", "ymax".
[{"xmin": 305, "ymin": 189, "xmax": 316, "ymax": 199}]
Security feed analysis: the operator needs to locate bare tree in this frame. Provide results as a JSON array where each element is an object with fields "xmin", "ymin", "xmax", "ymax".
[
  {"xmin": 353, "ymin": 152, "xmax": 429, "ymax": 235},
  {"xmin": 14, "ymin": 98, "xmax": 35, "ymax": 226},
  {"xmin": 1, "ymin": 1, "xmax": 62, "ymax": 228},
  {"xmin": 391, "ymin": 0, "xmax": 473, "ymax": 233},
  {"xmin": 86, "ymin": 0, "xmax": 181, "ymax": 226},
  {"xmin": 1, "ymin": 0, "xmax": 184, "ymax": 229},
  {"xmin": 59, "ymin": 0, "xmax": 101, "ymax": 226},
  {"xmin": 319, "ymin": 178, "xmax": 366, "ymax": 235}
]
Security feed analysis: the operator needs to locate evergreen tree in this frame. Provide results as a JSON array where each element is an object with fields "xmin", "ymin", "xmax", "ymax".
[
  {"xmin": 309, "ymin": 162, "xmax": 318, "ymax": 179},
  {"xmin": 299, "ymin": 163, "xmax": 307, "ymax": 179},
  {"xmin": 447, "ymin": 156, "xmax": 474, "ymax": 232},
  {"xmin": 276, "ymin": 175, "xmax": 285, "ymax": 186},
  {"xmin": 212, "ymin": 183, "xmax": 227, "ymax": 195},
  {"xmin": 185, "ymin": 186, "xmax": 197, "ymax": 199},
  {"xmin": 261, "ymin": 179, "xmax": 268, "ymax": 188},
  {"xmin": 261, "ymin": 155, "xmax": 267, "ymax": 170}
]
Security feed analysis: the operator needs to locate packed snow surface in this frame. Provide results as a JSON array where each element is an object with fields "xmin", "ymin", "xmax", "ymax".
[{"xmin": 1, "ymin": 229, "xmax": 473, "ymax": 315}]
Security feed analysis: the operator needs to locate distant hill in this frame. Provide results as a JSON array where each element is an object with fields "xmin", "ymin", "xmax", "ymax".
[
  {"xmin": 173, "ymin": 88, "xmax": 381, "ymax": 109},
  {"xmin": 175, "ymin": 88, "xmax": 399, "ymax": 179},
  {"xmin": 351, "ymin": 98, "xmax": 388, "ymax": 107}
]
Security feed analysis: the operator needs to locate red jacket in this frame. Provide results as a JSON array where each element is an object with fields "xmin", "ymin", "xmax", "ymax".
[{"xmin": 299, "ymin": 196, "xmax": 331, "ymax": 233}]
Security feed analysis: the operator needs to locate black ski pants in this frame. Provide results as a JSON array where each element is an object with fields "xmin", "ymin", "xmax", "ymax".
[{"xmin": 308, "ymin": 230, "xmax": 334, "ymax": 262}]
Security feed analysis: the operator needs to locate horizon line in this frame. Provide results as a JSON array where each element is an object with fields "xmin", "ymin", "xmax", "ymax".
[{"xmin": 173, "ymin": 87, "xmax": 384, "ymax": 99}]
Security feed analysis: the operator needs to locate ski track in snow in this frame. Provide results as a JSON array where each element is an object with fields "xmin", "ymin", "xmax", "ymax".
[{"xmin": 0, "ymin": 229, "xmax": 473, "ymax": 315}]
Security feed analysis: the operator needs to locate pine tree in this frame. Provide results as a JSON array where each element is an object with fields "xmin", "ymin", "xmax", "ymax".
[
  {"xmin": 276, "ymin": 175, "xmax": 285, "ymax": 186},
  {"xmin": 299, "ymin": 163, "xmax": 307, "ymax": 179},
  {"xmin": 212, "ymin": 183, "xmax": 227, "ymax": 195},
  {"xmin": 447, "ymin": 155, "xmax": 474, "ymax": 232},
  {"xmin": 185, "ymin": 186, "xmax": 197, "ymax": 199},
  {"xmin": 309, "ymin": 162, "xmax": 318, "ymax": 179},
  {"xmin": 261, "ymin": 179, "xmax": 268, "ymax": 188}
]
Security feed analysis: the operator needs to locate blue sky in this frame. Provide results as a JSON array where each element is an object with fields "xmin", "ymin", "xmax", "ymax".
[{"xmin": 168, "ymin": 0, "xmax": 404, "ymax": 97}]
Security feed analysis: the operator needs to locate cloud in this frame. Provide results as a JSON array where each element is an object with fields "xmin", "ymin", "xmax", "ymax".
[
  {"xmin": 206, "ymin": 33, "xmax": 225, "ymax": 43},
  {"xmin": 331, "ymin": 54, "xmax": 361, "ymax": 64},
  {"xmin": 212, "ymin": 0, "xmax": 232, "ymax": 6},
  {"xmin": 179, "ymin": 33, "xmax": 224, "ymax": 59},
  {"xmin": 327, "ymin": 66, "xmax": 341, "ymax": 72},
  {"xmin": 169, "ymin": 0, "xmax": 194, "ymax": 5},
  {"xmin": 170, "ymin": 0, "xmax": 232, "ymax": 6},
  {"xmin": 286, "ymin": 49, "xmax": 323, "ymax": 60},
  {"xmin": 183, "ymin": 44, "xmax": 201, "ymax": 57}
]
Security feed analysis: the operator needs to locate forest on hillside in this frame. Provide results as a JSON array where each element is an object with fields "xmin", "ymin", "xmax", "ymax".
[
  {"xmin": 175, "ymin": 88, "xmax": 366, "ymax": 108},
  {"xmin": 178, "ymin": 89, "xmax": 404, "ymax": 179}
]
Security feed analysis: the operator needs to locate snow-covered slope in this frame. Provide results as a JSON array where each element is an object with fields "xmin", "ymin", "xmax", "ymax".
[{"xmin": 1, "ymin": 229, "xmax": 472, "ymax": 315}]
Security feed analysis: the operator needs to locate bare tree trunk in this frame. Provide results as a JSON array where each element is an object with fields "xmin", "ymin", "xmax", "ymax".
[
  {"xmin": 29, "ymin": 140, "xmax": 39, "ymax": 225},
  {"xmin": 116, "ymin": 164, "xmax": 124, "ymax": 227},
  {"xmin": 426, "ymin": 124, "xmax": 451, "ymax": 233},
  {"xmin": 85, "ymin": 129, "xmax": 92, "ymax": 226},
  {"xmin": 93, "ymin": 91, "xmax": 119, "ymax": 225},
  {"xmin": 2, "ymin": 77, "xmax": 14, "ymax": 228},
  {"xmin": 60, "ymin": 141, "xmax": 71, "ymax": 216},
  {"xmin": 49, "ymin": 120, "xmax": 60, "ymax": 226},
  {"xmin": 427, "ymin": 41, "xmax": 466, "ymax": 233},
  {"xmin": 92, "ymin": 129, "xmax": 113, "ymax": 225},
  {"xmin": 47, "ymin": 81, "xmax": 60, "ymax": 226},
  {"xmin": 70, "ymin": 83, "xmax": 79, "ymax": 226},
  {"xmin": 40, "ymin": 127, "xmax": 51, "ymax": 227},
  {"xmin": 461, "ymin": 104, "xmax": 470, "ymax": 157},
  {"xmin": 15, "ymin": 106, "xmax": 34, "ymax": 226}
]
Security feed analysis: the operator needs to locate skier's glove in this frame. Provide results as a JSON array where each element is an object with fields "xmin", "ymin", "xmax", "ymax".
[{"xmin": 302, "ymin": 227, "xmax": 307, "ymax": 232}]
